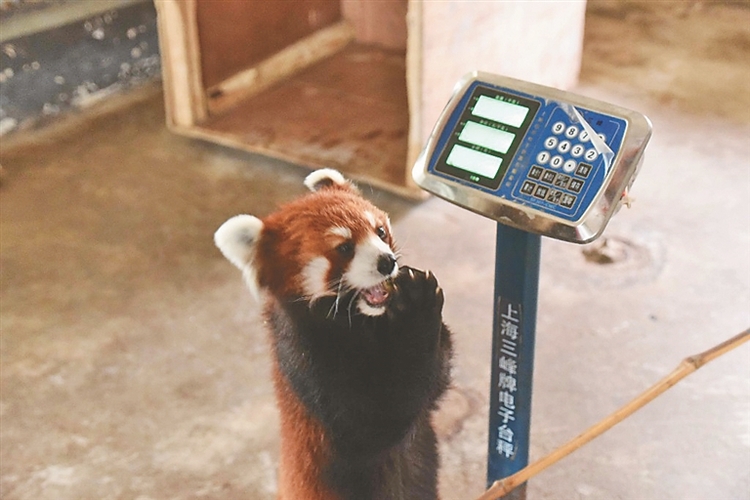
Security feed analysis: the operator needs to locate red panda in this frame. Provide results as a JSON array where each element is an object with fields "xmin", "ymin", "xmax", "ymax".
[{"xmin": 215, "ymin": 169, "xmax": 453, "ymax": 500}]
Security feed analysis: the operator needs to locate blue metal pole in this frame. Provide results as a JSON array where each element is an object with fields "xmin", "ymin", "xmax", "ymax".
[{"xmin": 487, "ymin": 223, "xmax": 541, "ymax": 499}]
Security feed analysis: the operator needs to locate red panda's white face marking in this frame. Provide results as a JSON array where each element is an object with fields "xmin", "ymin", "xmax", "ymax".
[
  {"xmin": 301, "ymin": 256, "xmax": 333, "ymax": 301},
  {"xmin": 328, "ymin": 226, "xmax": 353, "ymax": 240},
  {"xmin": 215, "ymin": 169, "xmax": 400, "ymax": 317},
  {"xmin": 364, "ymin": 211, "xmax": 377, "ymax": 228}
]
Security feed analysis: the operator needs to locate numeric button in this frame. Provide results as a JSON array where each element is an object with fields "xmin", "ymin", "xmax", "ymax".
[
  {"xmin": 584, "ymin": 148, "xmax": 599, "ymax": 162},
  {"xmin": 551, "ymin": 122, "xmax": 566, "ymax": 135},
  {"xmin": 536, "ymin": 151, "xmax": 551, "ymax": 165},
  {"xmin": 565, "ymin": 125, "xmax": 579, "ymax": 139},
  {"xmin": 557, "ymin": 141, "xmax": 571, "ymax": 154},
  {"xmin": 544, "ymin": 136, "xmax": 558, "ymax": 149},
  {"xmin": 571, "ymin": 144, "xmax": 585, "ymax": 158},
  {"xmin": 549, "ymin": 156, "xmax": 564, "ymax": 169}
]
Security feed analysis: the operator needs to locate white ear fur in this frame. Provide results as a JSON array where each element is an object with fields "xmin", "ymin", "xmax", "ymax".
[
  {"xmin": 304, "ymin": 168, "xmax": 349, "ymax": 192},
  {"xmin": 214, "ymin": 215, "xmax": 263, "ymax": 298}
]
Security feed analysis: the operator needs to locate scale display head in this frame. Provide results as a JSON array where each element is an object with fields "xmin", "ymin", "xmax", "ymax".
[{"xmin": 412, "ymin": 72, "xmax": 652, "ymax": 243}]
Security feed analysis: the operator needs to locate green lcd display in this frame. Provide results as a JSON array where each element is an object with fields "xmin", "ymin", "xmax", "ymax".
[
  {"xmin": 472, "ymin": 96, "xmax": 529, "ymax": 128},
  {"xmin": 446, "ymin": 145, "xmax": 504, "ymax": 178},
  {"xmin": 458, "ymin": 121, "xmax": 515, "ymax": 154},
  {"xmin": 435, "ymin": 86, "xmax": 541, "ymax": 189}
]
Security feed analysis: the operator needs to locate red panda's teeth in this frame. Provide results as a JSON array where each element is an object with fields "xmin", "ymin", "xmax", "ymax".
[{"xmin": 361, "ymin": 281, "xmax": 390, "ymax": 307}]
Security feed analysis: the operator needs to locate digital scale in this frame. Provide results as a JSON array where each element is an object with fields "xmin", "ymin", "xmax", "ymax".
[
  {"xmin": 413, "ymin": 72, "xmax": 652, "ymax": 244},
  {"xmin": 412, "ymin": 72, "xmax": 652, "ymax": 499}
]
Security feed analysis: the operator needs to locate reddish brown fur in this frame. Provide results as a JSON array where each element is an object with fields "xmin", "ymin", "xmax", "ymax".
[{"xmin": 272, "ymin": 357, "xmax": 339, "ymax": 500}]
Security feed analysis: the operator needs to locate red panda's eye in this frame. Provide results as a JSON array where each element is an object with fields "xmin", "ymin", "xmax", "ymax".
[
  {"xmin": 376, "ymin": 226, "xmax": 387, "ymax": 241},
  {"xmin": 336, "ymin": 241, "xmax": 354, "ymax": 256}
]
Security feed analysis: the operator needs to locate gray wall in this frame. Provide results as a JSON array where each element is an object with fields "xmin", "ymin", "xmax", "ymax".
[{"xmin": 0, "ymin": 0, "xmax": 161, "ymax": 137}]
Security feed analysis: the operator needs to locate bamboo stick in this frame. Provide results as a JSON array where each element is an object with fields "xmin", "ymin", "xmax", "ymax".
[{"xmin": 476, "ymin": 328, "xmax": 750, "ymax": 500}]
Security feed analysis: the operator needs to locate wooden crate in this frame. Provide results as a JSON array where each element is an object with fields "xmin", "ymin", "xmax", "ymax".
[{"xmin": 155, "ymin": 0, "xmax": 586, "ymax": 197}]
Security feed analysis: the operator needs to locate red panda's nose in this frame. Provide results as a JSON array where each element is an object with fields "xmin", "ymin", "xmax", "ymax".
[{"xmin": 377, "ymin": 254, "xmax": 397, "ymax": 276}]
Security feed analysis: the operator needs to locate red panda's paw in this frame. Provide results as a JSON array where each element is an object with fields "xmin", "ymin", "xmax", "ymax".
[{"xmin": 388, "ymin": 266, "xmax": 444, "ymax": 320}]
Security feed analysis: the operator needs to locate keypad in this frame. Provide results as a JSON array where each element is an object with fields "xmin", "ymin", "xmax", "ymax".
[
  {"xmin": 518, "ymin": 116, "xmax": 606, "ymax": 212},
  {"xmin": 509, "ymin": 95, "xmax": 626, "ymax": 219}
]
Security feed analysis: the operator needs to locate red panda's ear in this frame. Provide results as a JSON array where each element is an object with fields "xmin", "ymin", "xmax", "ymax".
[
  {"xmin": 304, "ymin": 168, "xmax": 357, "ymax": 193},
  {"xmin": 214, "ymin": 215, "xmax": 263, "ymax": 298}
]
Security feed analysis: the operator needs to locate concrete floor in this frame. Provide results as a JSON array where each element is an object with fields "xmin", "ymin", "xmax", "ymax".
[{"xmin": 2, "ymin": 3, "xmax": 749, "ymax": 499}]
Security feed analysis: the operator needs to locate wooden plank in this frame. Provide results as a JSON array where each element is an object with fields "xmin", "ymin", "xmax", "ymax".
[
  {"xmin": 154, "ymin": 0, "xmax": 207, "ymax": 127},
  {"xmin": 196, "ymin": 0, "xmax": 342, "ymax": 89},
  {"xmin": 206, "ymin": 21, "xmax": 355, "ymax": 116},
  {"xmin": 405, "ymin": 0, "xmax": 422, "ymax": 190}
]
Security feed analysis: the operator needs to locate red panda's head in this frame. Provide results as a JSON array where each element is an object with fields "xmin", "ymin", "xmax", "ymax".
[{"xmin": 214, "ymin": 169, "xmax": 399, "ymax": 316}]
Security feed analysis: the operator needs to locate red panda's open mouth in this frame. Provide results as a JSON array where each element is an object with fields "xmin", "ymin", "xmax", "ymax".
[{"xmin": 360, "ymin": 280, "xmax": 392, "ymax": 307}]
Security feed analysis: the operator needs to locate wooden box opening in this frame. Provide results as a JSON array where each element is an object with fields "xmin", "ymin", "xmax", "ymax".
[{"xmin": 158, "ymin": 0, "xmax": 415, "ymax": 195}]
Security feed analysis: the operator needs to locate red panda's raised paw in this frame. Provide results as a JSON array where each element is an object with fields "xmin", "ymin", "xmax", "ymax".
[{"xmin": 388, "ymin": 266, "xmax": 444, "ymax": 319}]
